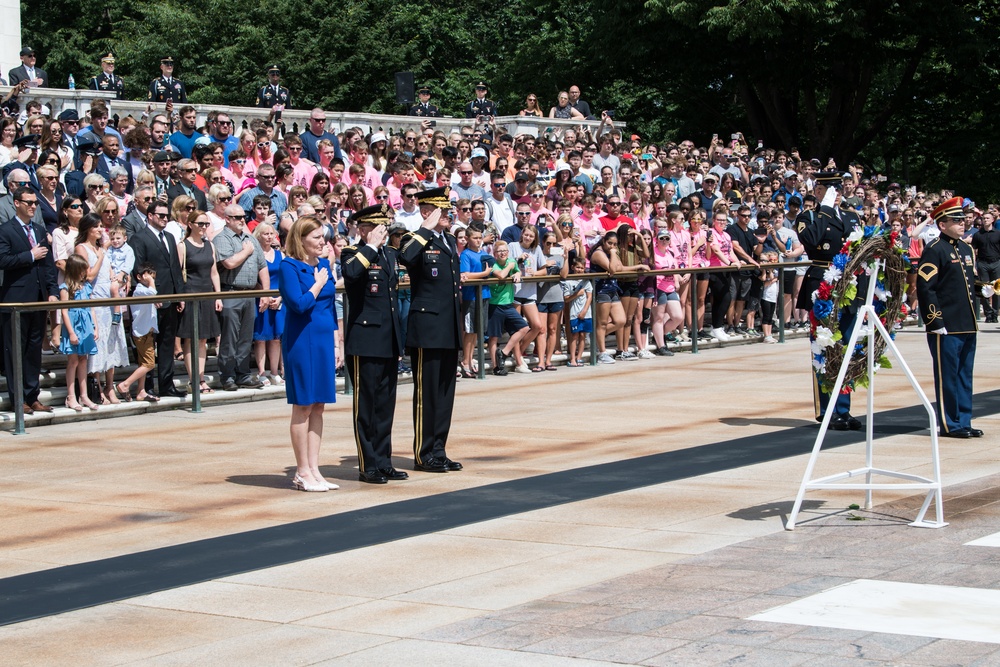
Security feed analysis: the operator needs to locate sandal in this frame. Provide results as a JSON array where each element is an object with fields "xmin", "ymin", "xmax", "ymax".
[
  {"xmin": 200, "ymin": 382, "xmax": 214, "ymax": 394},
  {"xmin": 460, "ymin": 368, "xmax": 476, "ymax": 379},
  {"xmin": 530, "ymin": 366, "xmax": 545, "ymax": 373},
  {"xmin": 114, "ymin": 383, "xmax": 133, "ymax": 402},
  {"xmin": 545, "ymin": 365, "xmax": 558, "ymax": 371}
]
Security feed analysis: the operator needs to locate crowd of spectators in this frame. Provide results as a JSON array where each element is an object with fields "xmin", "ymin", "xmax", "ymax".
[{"xmin": 1, "ymin": 78, "xmax": 996, "ymax": 413}]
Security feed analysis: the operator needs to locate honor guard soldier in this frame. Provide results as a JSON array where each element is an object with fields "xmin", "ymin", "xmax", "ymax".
[
  {"xmin": 465, "ymin": 81, "xmax": 497, "ymax": 119},
  {"xmin": 796, "ymin": 170, "xmax": 863, "ymax": 431},
  {"xmin": 255, "ymin": 64, "xmax": 291, "ymax": 110},
  {"xmin": 408, "ymin": 85, "xmax": 440, "ymax": 117},
  {"xmin": 89, "ymin": 53, "xmax": 125, "ymax": 99},
  {"xmin": 398, "ymin": 187, "xmax": 464, "ymax": 473},
  {"xmin": 917, "ymin": 197, "xmax": 981, "ymax": 439},
  {"xmin": 341, "ymin": 204, "xmax": 409, "ymax": 484},
  {"xmin": 148, "ymin": 57, "xmax": 187, "ymax": 104}
]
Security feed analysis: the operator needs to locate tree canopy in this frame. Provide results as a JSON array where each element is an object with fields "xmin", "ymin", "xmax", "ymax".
[{"xmin": 20, "ymin": 0, "xmax": 1000, "ymax": 200}]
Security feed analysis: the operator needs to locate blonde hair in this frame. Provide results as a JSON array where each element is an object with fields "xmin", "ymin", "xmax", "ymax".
[
  {"xmin": 284, "ymin": 216, "xmax": 323, "ymax": 261},
  {"xmin": 94, "ymin": 196, "xmax": 120, "ymax": 222},
  {"xmin": 35, "ymin": 164, "xmax": 58, "ymax": 180},
  {"xmin": 171, "ymin": 195, "xmax": 195, "ymax": 223},
  {"xmin": 252, "ymin": 222, "xmax": 277, "ymax": 246}
]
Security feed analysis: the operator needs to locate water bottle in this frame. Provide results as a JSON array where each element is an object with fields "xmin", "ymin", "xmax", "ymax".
[
  {"xmin": 785, "ymin": 237, "xmax": 793, "ymax": 252},
  {"xmin": 68, "ymin": 74, "xmax": 75, "ymax": 90}
]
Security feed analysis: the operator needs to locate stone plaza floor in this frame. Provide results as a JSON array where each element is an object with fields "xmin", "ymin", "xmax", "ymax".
[{"xmin": 1, "ymin": 326, "xmax": 999, "ymax": 666}]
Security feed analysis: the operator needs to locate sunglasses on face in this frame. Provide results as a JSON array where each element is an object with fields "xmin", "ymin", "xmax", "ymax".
[
  {"xmin": 376, "ymin": 195, "xmax": 389, "ymax": 201},
  {"xmin": 68, "ymin": 203, "xmax": 83, "ymax": 209},
  {"xmin": 516, "ymin": 211, "xmax": 531, "ymax": 217},
  {"xmin": 184, "ymin": 204, "xmax": 197, "ymax": 210},
  {"xmin": 195, "ymin": 221, "xmax": 211, "ymax": 227},
  {"xmin": 530, "ymin": 194, "xmax": 544, "ymax": 199}
]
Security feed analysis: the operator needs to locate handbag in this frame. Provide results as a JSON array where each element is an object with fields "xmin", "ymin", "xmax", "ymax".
[{"xmin": 87, "ymin": 376, "xmax": 102, "ymax": 404}]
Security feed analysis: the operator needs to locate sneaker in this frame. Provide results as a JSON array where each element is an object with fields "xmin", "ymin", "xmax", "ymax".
[
  {"xmin": 745, "ymin": 328, "xmax": 759, "ymax": 336},
  {"xmin": 710, "ymin": 327, "xmax": 730, "ymax": 342},
  {"xmin": 618, "ymin": 350, "xmax": 638, "ymax": 361},
  {"xmin": 763, "ymin": 336, "xmax": 777, "ymax": 344},
  {"xmin": 597, "ymin": 352, "xmax": 616, "ymax": 364},
  {"xmin": 698, "ymin": 329, "xmax": 713, "ymax": 340},
  {"xmin": 515, "ymin": 362, "xmax": 532, "ymax": 374},
  {"xmin": 494, "ymin": 348, "xmax": 507, "ymax": 372},
  {"xmin": 655, "ymin": 346, "xmax": 675, "ymax": 357},
  {"xmin": 637, "ymin": 349, "xmax": 655, "ymax": 359},
  {"xmin": 736, "ymin": 324, "xmax": 748, "ymax": 334},
  {"xmin": 397, "ymin": 361, "xmax": 411, "ymax": 375},
  {"xmin": 665, "ymin": 333, "xmax": 677, "ymax": 343},
  {"xmin": 725, "ymin": 325, "xmax": 735, "ymax": 335}
]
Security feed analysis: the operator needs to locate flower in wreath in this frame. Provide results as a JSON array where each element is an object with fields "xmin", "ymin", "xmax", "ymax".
[
  {"xmin": 814, "ymin": 325, "xmax": 836, "ymax": 349},
  {"xmin": 823, "ymin": 266, "xmax": 843, "ymax": 284},
  {"xmin": 813, "ymin": 298, "xmax": 834, "ymax": 320},
  {"xmin": 817, "ymin": 282, "xmax": 833, "ymax": 300},
  {"xmin": 847, "ymin": 227, "xmax": 864, "ymax": 244},
  {"xmin": 833, "ymin": 253, "xmax": 849, "ymax": 271},
  {"xmin": 812, "ymin": 352, "xmax": 826, "ymax": 373},
  {"xmin": 863, "ymin": 225, "xmax": 877, "ymax": 238}
]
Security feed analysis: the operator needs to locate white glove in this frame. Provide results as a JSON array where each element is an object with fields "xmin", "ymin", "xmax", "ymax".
[
  {"xmin": 929, "ymin": 328, "xmax": 948, "ymax": 335},
  {"xmin": 983, "ymin": 284, "xmax": 996, "ymax": 299},
  {"xmin": 821, "ymin": 186, "xmax": 838, "ymax": 208}
]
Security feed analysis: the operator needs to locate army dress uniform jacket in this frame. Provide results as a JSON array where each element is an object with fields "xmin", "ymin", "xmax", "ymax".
[
  {"xmin": 398, "ymin": 228, "xmax": 462, "ymax": 350},
  {"xmin": 465, "ymin": 98, "xmax": 497, "ymax": 119},
  {"xmin": 255, "ymin": 85, "xmax": 291, "ymax": 109},
  {"xmin": 795, "ymin": 205, "xmax": 860, "ymax": 311},
  {"xmin": 916, "ymin": 236, "xmax": 978, "ymax": 334},
  {"xmin": 341, "ymin": 242, "xmax": 403, "ymax": 359},
  {"xmin": 89, "ymin": 73, "xmax": 125, "ymax": 99},
  {"xmin": 408, "ymin": 103, "xmax": 439, "ymax": 117},
  {"xmin": 148, "ymin": 77, "xmax": 187, "ymax": 103}
]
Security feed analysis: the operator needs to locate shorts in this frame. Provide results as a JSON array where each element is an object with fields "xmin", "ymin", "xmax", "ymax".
[
  {"xmin": 695, "ymin": 272, "xmax": 709, "ymax": 281},
  {"xmin": 335, "ymin": 298, "xmax": 344, "ymax": 322},
  {"xmin": 487, "ymin": 303, "xmax": 528, "ymax": 339},
  {"xmin": 537, "ymin": 301, "xmax": 564, "ymax": 314},
  {"xmin": 570, "ymin": 318, "xmax": 593, "ymax": 333},
  {"xmin": 514, "ymin": 296, "xmax": 536, "ymax": 305},
  {"xmin": 747, "ymin": 276, "xmax": 763, "ymax": 300},
  {"xmin": 596, "ymin": 291, "xmax": 620, "ymax": 304},
  {"xmin": 133, "ymin": 331, "xmax": 156, "ymax": 369},
  {"xmin": 462, "ymin": 300, "xmax": 486, "ymax": 334},
  {"xmin": 656, "ymin": 290, "xmax": 680, "ymax": 305},
  {"xmin": 782, "ymin": 269, "xmax": 796, "ymax": 293},
  {"xmin": 730, "ymin": 275, "xmax": 753, "ymax": 301},
  {"xmin": 618, "ymin": 281, "xmax": 641, "ymax": 299}
]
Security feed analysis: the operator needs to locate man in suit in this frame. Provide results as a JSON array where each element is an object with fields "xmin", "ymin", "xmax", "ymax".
[
  {"xmin": 128, "ymin": 200, "xmax": 187, "ymax": 399},
  {"xmin": 166, "ymin": 159, "xmax": 207, "ymax": 210},
  {"xmin": 0, "ymin": 170, "xmax": 43, "ymax": 226},
  {"xmin": 342, "ymin": 204, "xmax": 408, "ymax": 484},
  {"xmin": 2, "ymin": 135, "xmax": 42, "ymax": 191},
  {"xmin": 94, "ymin": 135, "xmax": 135, "ymax": 195},
  {"xmin": 8, "ymin": 47, "xmax": 48, "ymax": 89},
  {"xmin": 0, "ymin": 187, "xmax": 59, "ymax": 413},
  {"xmin": 398, "ymin": 186, "xmax": 464, "ymax": 473},
  {"xmin": 917, "ymin": 197, "xmax": 981, "ymax": 439},
  {"xmin": 796, "ymin": 170, "xmax": 863, "ymax": 431},
  {"xmin": 122, "ymin": 186, "xmax": 155, "ymax": 239}
]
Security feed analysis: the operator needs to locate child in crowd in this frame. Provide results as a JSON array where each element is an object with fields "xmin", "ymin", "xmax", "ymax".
[
  {"xmin": 116, "ymin": 263, "xmax": 160, "ymax": 402},
  {"xmin": 106, "ymin": 224, "xmax": 134, "ymax": 324},
  {"xmin": 487, "ymin": 240, "xmax": 530, "ymax": 376},
  {"xmin": 760, "ymin": 251, "xmax": 779, "ymax": 343},
  {"xmin": 59, "ymin": 255, "xmax": 100, "ymax": 412},
  {"xmin": 459, "ymin": 228, "xmax": 493, "ymax": 378},
  {"xmin": 562, "ymin": 255, "xmax": 593, "ymax": 366}
]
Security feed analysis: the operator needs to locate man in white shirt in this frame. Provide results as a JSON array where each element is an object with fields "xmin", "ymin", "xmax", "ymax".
[{"xmin": 395, "ymin": 183, "xmax": 423, "ymax": 232}]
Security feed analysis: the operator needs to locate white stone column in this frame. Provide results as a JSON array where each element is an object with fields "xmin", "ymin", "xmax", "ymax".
[{"xmin": 0, "ymin": 0, "xmax": 20, "ymax": 83}]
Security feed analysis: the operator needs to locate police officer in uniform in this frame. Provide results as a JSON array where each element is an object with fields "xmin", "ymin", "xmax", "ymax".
[
  {"xmin": 796, "ymin": 170, "xmax": 863, "ymax": 430},
  {"xmin": 917, "ymin": 197, "xmax": 982, "ymax": 439},
  {"xmin": 398, "ymin": 186, "xmax": 464, "ymax": 473},
  {"xmin": 341, "ymin": 204, "xmax": 410, "ymax": 484},
  {"xmin": 148, "ymin": 57, "xmax": 187, "ymax": 104},
  {"xmin": 89, "ymin": 53, "xmax": 125, "ymax": 100},
  {"xmin": 255, "ymin": 64, "xmax": 291, "ymax": 110},
  {"xmin": 408, "ymin": 86, "xmax": 440, "ymax": 117},
  {"xmin": 464, "ymin": 81, "xmax": 497, "ymax": 119}
]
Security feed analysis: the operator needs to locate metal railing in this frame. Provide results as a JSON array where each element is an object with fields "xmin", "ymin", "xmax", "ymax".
[{"xmin": 2, "ymin": 260, "xmax": 810, "ymax": 434}]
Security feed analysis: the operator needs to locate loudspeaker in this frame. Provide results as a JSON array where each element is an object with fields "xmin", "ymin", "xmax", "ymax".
[{"xmin": 395, "ymin": 72, "xmax": 415, "ymax": 105}]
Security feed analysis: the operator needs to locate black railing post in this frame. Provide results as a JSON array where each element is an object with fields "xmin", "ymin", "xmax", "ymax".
[
  {"xmin": 11, "ymin": 308, "xmax": 25, "ymax": 435},
  {"xmin": 476, "ymin": 284, "xmax": 485, "ymax": 380}
]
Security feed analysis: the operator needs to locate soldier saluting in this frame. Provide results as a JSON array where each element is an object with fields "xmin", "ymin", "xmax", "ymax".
[
  {"xmin": 89, "ymin": 53, "xmax": 124, "ymax": 99},
  {"xmin": 796, "ymin": 170, "xmax": 863, "ymax": 431},
  {"xmin": 148, "ymin": 57, "xmax": 187, "ymax": 104}
]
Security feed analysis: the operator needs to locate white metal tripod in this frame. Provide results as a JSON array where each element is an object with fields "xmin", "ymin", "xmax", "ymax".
[{"xmin": 786, "ymin": 258, "xmax": 947, "ymax": 530}]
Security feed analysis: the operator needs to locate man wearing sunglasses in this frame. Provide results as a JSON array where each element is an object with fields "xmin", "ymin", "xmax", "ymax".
[
  {"xmin": 166, "ymin": 159, "xmax": 207, "ymax": 211},
  {"xmin": 0, "ymin": 170, "xmax": 43, "ymax": 225},
  {"xmin": 299, "ymin": 108, "xmax": 343, "ymax": 165}
]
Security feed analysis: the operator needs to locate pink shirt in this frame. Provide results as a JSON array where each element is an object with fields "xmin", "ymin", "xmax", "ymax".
[
  {"xmin": 291, "ymin": 160, "xmax": 320, "ymax": 190},
  {"xmin": 690, "ymin": 229, "xmax": 709, "ymax": 268},
  {"xmin": 668, "ymin": 228, "xmax": 691, "ymax": 268},
  {"xmin": 341, "ymin": 162, "xmax": 382, "ymax": 191},
  {"xmin": 530, "ymin": 207, "xmax": 555, "ymax": 227},
  {"xmin": 653, "ymin": 242, "xmax": 678, "ymax": 293},
  {"xmin": 575, "ymin": 212, "xmax": 604, "ymax": 247},
  {"xmin": 707, "ymin": 228, "xmax": 735, "ymax": 267}
]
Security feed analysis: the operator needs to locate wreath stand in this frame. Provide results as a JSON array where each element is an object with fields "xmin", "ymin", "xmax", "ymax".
[{"xmin": 785, "ymin": 258, "xmax": 947, "ymax": 530}]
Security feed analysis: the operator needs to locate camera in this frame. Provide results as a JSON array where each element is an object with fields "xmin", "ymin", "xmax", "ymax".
[{"xmin": 604, "ymin": 110, "xmax": 615, "ymax": 119}]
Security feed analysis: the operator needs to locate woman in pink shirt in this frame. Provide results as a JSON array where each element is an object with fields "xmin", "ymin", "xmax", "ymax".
[
  {"xmin": 704, "ymin": 209, "xmax": 743, "ymax": 341},
  {"xmin": 574, "ymin": 194, "xmax": 604, "ymax": 251},
  {"xmin": 226, "ymin": 148, "xmax": 256, "ymax": 195},
  {"xmin": 650, "ymin": 228, "xmax": 685, "ymax": 355},
  {"xmin": 528, "ymin": 184, "xmax": 556, "ymax": 228},
  {"xmin": 665, "ymin": 210, "xmax": 692, "ymax": 337},
  {"xmin": 689, "ymin": 210, "xmax": 711, "ymax": 338}
]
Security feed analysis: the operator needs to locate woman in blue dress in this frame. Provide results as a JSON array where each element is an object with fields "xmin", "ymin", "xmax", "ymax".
[
  {"xmin": 252, "ymin": 223, "xmax": 285, "ymax": 385},
  {"xmin": 279, "ymin": 216, "xmax": 339, "ymax": 492}
]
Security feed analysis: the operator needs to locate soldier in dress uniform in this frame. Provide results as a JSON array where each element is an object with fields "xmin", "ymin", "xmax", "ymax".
[
  {"xmin": 464, "ymin": 81, "xmax": 497, "ymax": 119},
  {"xmin": 398, "ymin": 186, "xmax": 464, "ymax": 473},
  {"xmin": 917, "ymin": 197, "xmax": 982, "ymax": 439},
  {"xmin": 407, "ymin": 85, "xmax": 440, "ymax": 117},
  {"xmin": 796, "ymin": 170, "xmax": 863, "ymax": 431},
  {"xmin": 147, "ymin": 57, "xmax": 187, "ymax": 104},
  {"xmin": 89, "ymin": 53, "xmax": 125, "ymax": 100},
  {"xmin": 341, "ymin": 204, "xmax": 409, "ymax": 484},
  {"xmin": 255, "ymin": 64, "xmax": 291, "ymax": 111}
]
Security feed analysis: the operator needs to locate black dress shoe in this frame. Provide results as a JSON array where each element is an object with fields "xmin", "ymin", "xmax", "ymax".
[
  {"xmin": 161, "ymin": 387, "xmax": 187, "ymax": 398},
  {"xmin": 443, "ymin": 457, "xmax": 463, "ymax": 471},
  {"xmin": 222, "ymin": 380, "xmax": 238, "ymax": 391},
  {"xmin": 414, "ymin": 458, "xmax": 449, "ymax": 473},
  {"xmin": 379, "ymin": 467, "xmax": 409, "ymax": 480},
  {"xmin": 970, "ymin": 428, "xmax": 985, "ymax": 438},
  {"xmin": 829, "ymin": 414, "xmax": 849, "ymax": 431},
  {"xmin": 844, "ymin": 414, "xmax": 863, "ymax": 431},
  {"xmin": 237, "ymin": 378, "xmax": 264, "ymax": 389},
  {"xmin": 941, "ymin": 428, "xmax": 972, "ymax": 439},
  {"xmin": 358, "ymin": 470, "xmax": 388, "ymax": 484}
]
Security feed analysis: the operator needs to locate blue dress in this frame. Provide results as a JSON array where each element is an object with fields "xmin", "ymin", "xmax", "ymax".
[
  {"xmin": 254, "ymin": 249, "xmax": 286, "ymax": 341},
  {"xmin": 279, "ymin": 256, "xmax": 338, "ymax": 405},
  {"xmin": 58, "ymin": 283, "xmax": 98, "ymax": 356}
]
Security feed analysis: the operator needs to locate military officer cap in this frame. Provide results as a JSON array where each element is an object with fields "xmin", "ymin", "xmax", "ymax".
[
  {"xmin": 161, "ymin": 56, "xmax": 175, "ymax": 65},
  {"xmin": 14, "ymin": 134, "xmax": 41, "ymax": 150},
  {"xmin": 348, "ymin": 204, "xmax": 393, "ymax": 226},
  {"xmin": 101, "ymin": 52, "xmax": 116, "ymax": 64},
  {"xmin": 152, "ymin": 150, "xmax": 172, "ymax": 163},
  {"xmin": 814, "ymin": 171, "xmax": 842, "ymax": 186},
  {"xmin": 57, "ymin": 109, "xmax": 79, "ymax": 122},
  {"xmin": 77, "ymin": 137, "xmax": 103, "ymax": 154},
  {"xmin": 417, "ymin": 85, "xmax": 431, "ymax": 95},
  {"xmin": 932, "ymin": 196, "xmax": 965, "ymax": 223},
  {"xmin": 415, "ymin": 186, "xmax": 452, "ymax": 210},
  {"xmin": 267, "ymin": 64, "xmax": 281, "ymax": 75},
  {"xmin": 474, "ymin": 81, "xmax": 488, "ymax": 90}
]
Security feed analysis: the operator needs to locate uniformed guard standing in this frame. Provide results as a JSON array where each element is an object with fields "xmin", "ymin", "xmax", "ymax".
[
  {"xmin": 917, "ymin": 197, "xmax": 981, "ymax": 439},
  {"xmin": 407, "ymin": 85, "xmax": 440, "ymax": 117},
  {"xmin": 89, "ymin": 53, "xmax": 125, "ymax": 100},
  {"xmin": 255, "ymin": 64, "xmax": 291, "ymax": 111},
  {"xmin": 341, "ymin": 205, "xmax": 409, "ymax": 484},
  {"xmin": 398, "ymin": 186, "xmax": 464, "ymax": 473},
  {"xmin": 147, "ymin": 57, "xmax": 187, "ymax": 103},
  {"xmin": 796, "ymin": 170, "xmax": 863, "ymax": 431},
  {"xmin": 464, "ymin": 81, "xmax": 497, "ymax": 119}
]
